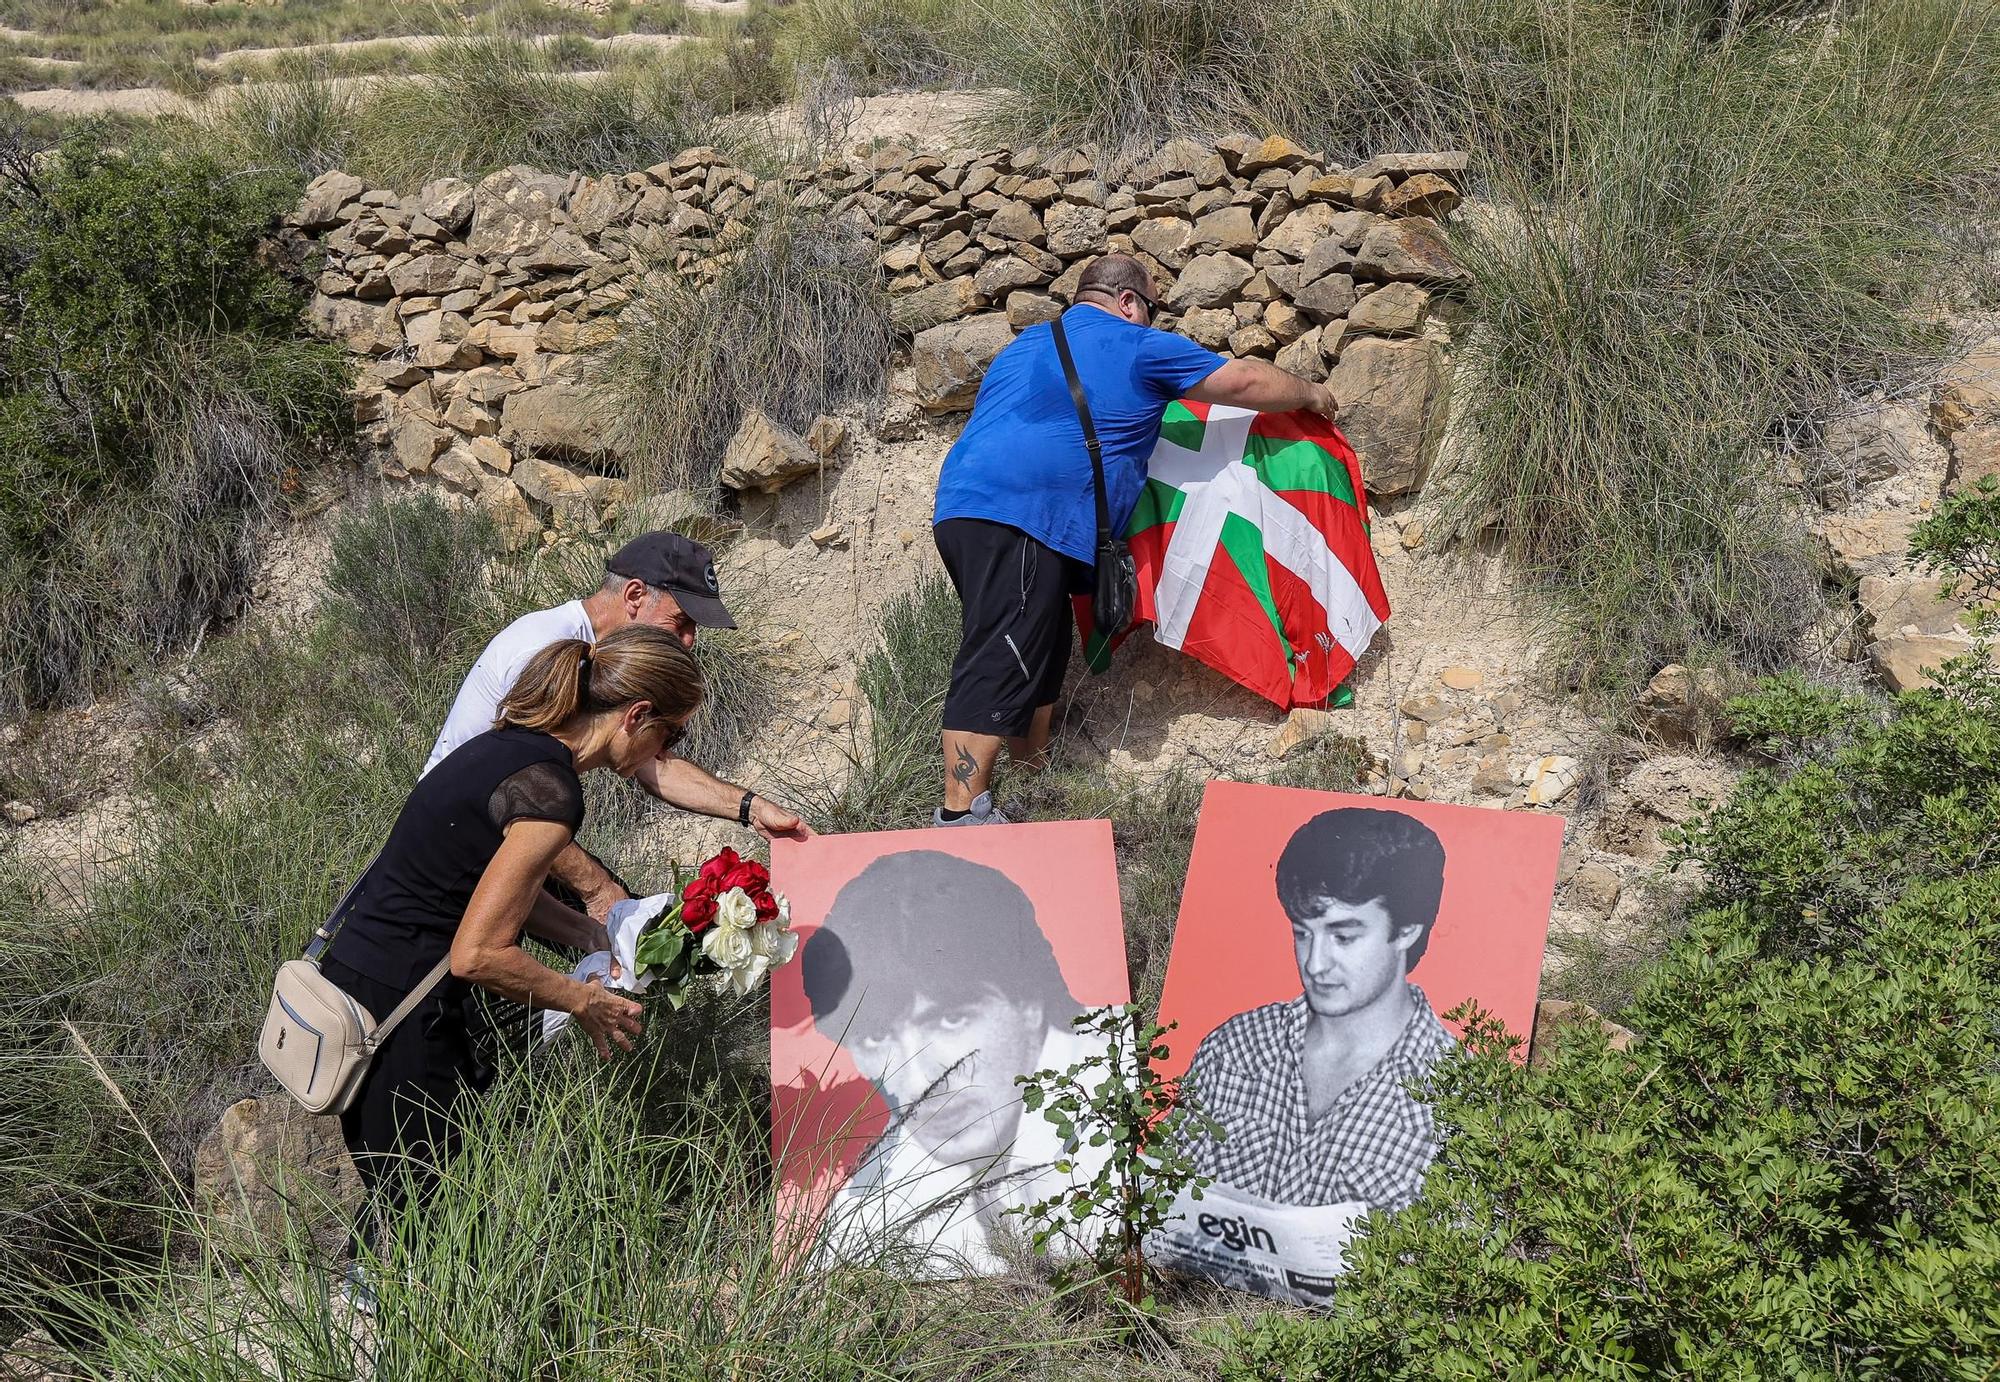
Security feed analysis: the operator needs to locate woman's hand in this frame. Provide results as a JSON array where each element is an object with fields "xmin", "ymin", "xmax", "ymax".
[{"xmin": 571, "ymin": 979, "xmax": 645, "ymax": 1060}]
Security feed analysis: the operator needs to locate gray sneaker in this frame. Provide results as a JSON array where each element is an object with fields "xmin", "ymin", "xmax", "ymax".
[{"xmin": 932, "ymin": 791, "xmax": 1011, "ymax": 826}]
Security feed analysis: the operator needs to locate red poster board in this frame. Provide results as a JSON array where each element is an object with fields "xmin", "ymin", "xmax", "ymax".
[
  {"xmin": 769, "ymin": 821, "xmax": 1130, "ymax": 1262},
  {"xmin": 1155, "ymin": 781, "xmax": 1561, "ymax": 1085}
]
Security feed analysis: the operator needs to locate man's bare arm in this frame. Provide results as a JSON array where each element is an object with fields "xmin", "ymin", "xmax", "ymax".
[
  {"xmin": 1186, "ymin": 359, "xmax": 1338, "ymax": 419},
  {"xmin": 547, "ymin": 843, "xmax": 629, "ymax": 923},
  {"xmin": 635, "ymin": 753, "xmax": 813, "ymax": 840}
]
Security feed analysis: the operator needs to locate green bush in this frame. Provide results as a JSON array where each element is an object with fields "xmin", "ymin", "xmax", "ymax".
[
  {"xmin": 1222, "ymin": 671, "xmax": 2000, "ymax": 1376},
  {"xmin": 0, "ymin": 130, "xmax": 348, "ymax": 716}
]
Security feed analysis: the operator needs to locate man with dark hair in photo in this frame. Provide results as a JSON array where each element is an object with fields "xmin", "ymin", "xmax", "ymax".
[
  {"xmin": 800, "ymin": 849, "xmax": 1110, "ymax": 1273},
  {"xmin": 1180, "ymin": 807, "xmax": 1457, "ymax": 1212}
]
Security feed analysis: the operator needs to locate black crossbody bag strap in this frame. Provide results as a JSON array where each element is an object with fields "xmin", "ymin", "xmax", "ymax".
[
  {"xmin": 1050, "ymin": 313, "xmax": 1112, "ymax": 548},
  {"xmin": 1049, "ymin": 310, "xmax": 1139, "ymax": 644},
  {"xmin": 303, "ymin": 852, "xmax": 379, "ymax": 963}
]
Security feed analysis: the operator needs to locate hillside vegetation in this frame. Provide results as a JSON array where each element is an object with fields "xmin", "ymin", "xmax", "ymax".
[{"xmin": 2, "ymin": 0, "xmax": 1999, "ymax": 1374}]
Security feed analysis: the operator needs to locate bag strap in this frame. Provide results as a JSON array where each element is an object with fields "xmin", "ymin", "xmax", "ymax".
[
  {"xmin": 362, "ymin": 954, "xmax": 454, "ymax": 1053},
  {"xmin": 303, "ymin": 856, "xmax": 379, "ymax": 964},
  {"xmin": 1050, "ymin": 312, "xmax": 1114, "ymax": 549}
]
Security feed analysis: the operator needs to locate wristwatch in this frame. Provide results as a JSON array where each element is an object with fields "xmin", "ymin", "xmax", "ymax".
[{"xmin": 737, "ymin": 790, "xmax": 756, "ymax": 827}]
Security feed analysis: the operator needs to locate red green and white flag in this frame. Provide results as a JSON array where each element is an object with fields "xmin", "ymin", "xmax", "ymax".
[{"xmin": 1079, "ymin": 401, "xmax": 1390, "ymax": 710}]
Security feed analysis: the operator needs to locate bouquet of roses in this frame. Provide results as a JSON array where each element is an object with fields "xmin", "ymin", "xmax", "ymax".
[{"xmin": 631, "ymin": 847, "xmax": 797, "ymax": 1006}]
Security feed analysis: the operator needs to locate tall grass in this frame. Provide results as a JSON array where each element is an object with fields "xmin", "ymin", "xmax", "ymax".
[
  {"xmin": 1445, "ymin": 1, "xmax": 2000, "ymax": 689},
  {"xmin": 590, "ymin": 199, "xmax": 894, "ymax": 495}
]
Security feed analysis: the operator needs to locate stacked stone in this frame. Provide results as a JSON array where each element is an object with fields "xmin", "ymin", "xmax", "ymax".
[{"xmin": 286, "ymin": 136, "xmax": 1469, "ymax": 549}]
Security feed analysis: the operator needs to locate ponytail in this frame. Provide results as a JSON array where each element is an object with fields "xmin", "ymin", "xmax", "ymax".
[{"xmin": 498, "ymin": 625, "xmax": 703, "ymax": 734}]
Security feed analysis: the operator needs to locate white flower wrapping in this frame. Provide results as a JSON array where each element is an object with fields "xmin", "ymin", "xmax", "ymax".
[{"xmin": 542, "ymin": 887, "xmax": 797, "ymax": 1038}]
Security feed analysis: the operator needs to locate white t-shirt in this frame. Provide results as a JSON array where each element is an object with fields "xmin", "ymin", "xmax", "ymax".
[{"xmin": 423, "ymin": 600, "xmax": 596, "ymax": 777}]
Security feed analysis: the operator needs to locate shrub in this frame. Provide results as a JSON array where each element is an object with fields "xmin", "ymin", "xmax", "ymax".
[
  {"xmin": 1222, "ymin": 664, "xmax": 2000, "ymax": 1376},
  {"xmin": 589, "ymin": 199, "xmax": 893, "ymax": 494},
  {"xmin": 196, "ymin": 56, "xmax": 362, "ymax": 180},
  {"xmin": 779, "ymin": 0, "xmax": 975, "ymax": 92},
  {"xmin": 0, "ymin": 130, "xmax": 348, "ymax": 716}
]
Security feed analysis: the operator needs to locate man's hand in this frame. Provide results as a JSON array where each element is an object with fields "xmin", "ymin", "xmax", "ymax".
[
  {"xmin": 1308, "ymin": 383, "xmax": 1339, "ymax": 421},
  {"xmin": 750, "ymin": 796, "xmax": 814, "ymax": 841},
  {"xmin": 579, "ymin": 880, "xmax": 631, "ymax": 927}
]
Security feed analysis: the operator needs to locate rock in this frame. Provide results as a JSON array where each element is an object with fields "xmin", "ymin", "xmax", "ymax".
[
  {"xmin": 1351, "ymin": 151, "xmax": 1471, "ymax": 184},
  {"xmin": 1439, "ymin": 666, "xmax": 1484, "ymax": 691},
  {"xmin": 1399, "ymin": 693, "xmax": 1451, "ymax": 723},
  {"xmin": 1524, "ymin": 754, "xmax": 1581, "ymax": 806},
  {"xmin": 193, "ymin": 1097, "xmax": 363, "ymax": 1250},
  {"xmin": 1472, "ymin": 753, "xmax": 1514, "ymax": 796},
  {"xmin": 1293, "ymin": 271, "xmax": 1357, "ymax": 321},
  {"xmin": 1237, "ymin": 135, "xmax": 1313, "ymax": 176},
  {"xmin": 1045, "ymin": 203, "xmax": 1108, "ymax": 257},
  {"xmin": 1857, "ymin": 574, "xmax": 1965, "ymax": 638},
  {"xmin": 1347, "ymin": 281, "xmax": 1430, "ymax": 335},
  {"xmin": 566, "ymin": 175, "xmax": 633, "ymax": 236},
  {"xmin": 1354, "ymin": 219, "xmax": 1467, "ymax": 285},
  {"xmin": 823, "ymin": 697, "xmax": 855, "ymax": 729},
  {"xmin": 467, "ymin": 165, "xmax": 571, "ymax": 258},
  {"xmin": 719, "ymin": 409, "xmax": 826, "ymax": 493},
  {"xmin": 2, "ymin": 800, "xmax": 36, "ymax": 826},
  {"xmin": 296, "ymin": 170, "xmax": 364, "ymax": 229},
  {"xmin": 1635, "ymin": 663, "xmax": 1728, "ymax": 747},
  {"xmin": 1378, "ymin": 173, "xmax": 1463, "ymax": 219},
  {"xmin": 1228, "ymin": 323, "xmax": 1277, "ymax": 357},
  {"xmin": 1868, "ymin": 631, "xmax": 1983, "ymax": 692},
  {"xmin": 516, "ymin": 230, "xmax": 594, "ymax": 272},
  {"xmin": 987, "ymin": 199, "xmax": 1045, "ymax": 245},
  {"xmin": 1819, "ymin": 511, "xmax": 1915, "ymax": 579},
  {"xmin": 1528, "ymin": 999, "xmax": 1636, "ymax": 1071},
  {"xmin": 1946, "ymin": 421, "xmax": 2000, "ymax": 494},
  {"xmin": 429, "ymin": 445, "xmax": 488, "ymax": 494},
  {"xmin": 1006, "ymin": 290, "xmax": 1062, "ymax": 328},
  {"xmin": 805, "ymin": 414, "xmax": 850, "ymax": 458},
  {"xmin": 1167, "ymin": 253, "xmax": 1255, "ymax": 310},
  {"xmin": 390, "ymin": 415, "xmax": 451, "ymax": 473},
  {"xmin": 974, "ymin": 255, "xmax": 1051, "ymax": 298},
  {"xmin": 1567, "ymin": 862, "xmax": 1623, "ymax": 917},
  {"xmin": 512, "ymin": 456, "xmax": 601, "ymax": 528},
  {"xmin": 538, "ymin": 318, "xmax": 617, "ymax": 353},
  {"xmin": 418, "ymin": 176, "xmax": 476, "ymax": 234},
  {"xmin": 1931, "ymin": 336, "xmax": 2000, "ymax": 438},
  {"xmin": 892, "ymin": 276, "xmax": 986, "ymax": 332},
  {"xmin": 466, "ymin": 319, "xmax": 539, "ymax": 361},
  {"xmin": 1181, "ymin": 307, "xmax": 1235, "ymax": 350},
  {"xmin": 1267, "ymin": 707, "xmax": 1338, "ymax": 759},
  {"xmin": 387, "ymin": 252, "xmax": 461, "ymax": 297},
  {"xmin": 499, "ymin": 380, "xmax": 615, "ymax": 462},
  {"xmin": 308, "ymin": 295, "xmax": 401, "ymax": 354},
  {"xmin": 1186, "ymin": 205, "xmax": 1258, "ymax": 256},
  {"xmin": 1132, "ymin": 216, "xmax": 1196, "ymax": 270},
  {"xmin": 1263, "ymin": 299, "xmax": 1309, "ymax": 345},
  {"xmin": 1274, "ymin": 326, "xmax": 1328, "ymax": 383},
  {"xmin": 809, "ymin": 522, "xmax": 848, "ymax": 548},
  {"xmin": 1820, "ymin": 409, "xmax": 1914, "ymax": 486},
  {"xmin": 913, "ymin": 313, "xmax": 1015, "ymax": 413},
  {"xmin": 475, "ymin": 473, "xmax": 541, "ymax": 551},
  {"xmin": 1261, "ymin": 203, "xmax": 1351, "ymax": 260},
  {"xmin": 1324, "ymin": 337, "xmax": 1446, "ymax": 497}
]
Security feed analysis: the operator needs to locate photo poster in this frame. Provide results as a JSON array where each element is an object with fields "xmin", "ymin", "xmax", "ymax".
[
  {"xmin": 1148, "ymin": 782, "xmax": 1563, "ymax": 1305},
  {"xmin": 768, "ymin": 820, "xmax": 1130, "ymax": 1276}
]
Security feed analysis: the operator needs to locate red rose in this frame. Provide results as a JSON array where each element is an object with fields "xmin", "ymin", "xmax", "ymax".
[
  {"xmin": 700, "ymin": 848, "xmax": 741, "ymax": 884},
  {"xmin": 723, "ymin": 862, "xmax": 764, "ymax": 894},
  {"xmin": 753, "ymin": 891, "xmax": 779, "ymax": 922},
  {"xmin": 681, "ymin": 893, "xmax": 718, "ymax": 932}
]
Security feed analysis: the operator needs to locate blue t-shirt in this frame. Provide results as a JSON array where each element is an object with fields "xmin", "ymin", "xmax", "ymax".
[{"xmin": 933, "ymin": 306, "xmax": 1225, "ymax": 564}]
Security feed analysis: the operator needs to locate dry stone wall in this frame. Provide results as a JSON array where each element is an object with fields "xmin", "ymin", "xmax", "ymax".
[{"xmin": 283, "ymin": 135, "xmax": 1468, "ymax": 549}]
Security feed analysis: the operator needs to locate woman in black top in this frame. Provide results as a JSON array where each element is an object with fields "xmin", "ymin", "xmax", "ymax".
[{"xmin": 320, "ymin": 622, "xmax": 702, "ymax": 1221}]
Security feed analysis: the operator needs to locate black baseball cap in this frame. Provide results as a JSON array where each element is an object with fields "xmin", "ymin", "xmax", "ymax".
[{"xmin": 606, "ymin": 531, "xmax": 736, "ymax": 629}]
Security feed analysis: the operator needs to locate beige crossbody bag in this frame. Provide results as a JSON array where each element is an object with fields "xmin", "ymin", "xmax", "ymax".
[{"xmin": 258, "ymin": 863, "xmax": 452, "ymax": 1116}]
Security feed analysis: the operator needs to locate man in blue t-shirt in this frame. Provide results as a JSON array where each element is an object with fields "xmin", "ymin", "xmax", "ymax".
[{"xmin": 931, "ymin": 254, "xmax": 1340, "ymax": 824}]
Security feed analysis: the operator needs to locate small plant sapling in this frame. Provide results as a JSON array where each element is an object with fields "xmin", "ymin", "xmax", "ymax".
[{"xmin": 1010, "ymin": 1004, "xmax": 1222, "ymax": 1310}]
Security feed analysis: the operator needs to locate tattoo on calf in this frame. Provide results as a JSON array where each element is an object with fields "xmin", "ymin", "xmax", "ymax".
[{"xmin": 952, "ymin": 744, "xmax": 978, "ymax": 787}]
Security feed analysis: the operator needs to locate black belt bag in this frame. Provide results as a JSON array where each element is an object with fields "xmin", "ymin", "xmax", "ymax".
[{"xmin": 1050, "ymin": 313, "xmax": 1137, "ymax": 644}]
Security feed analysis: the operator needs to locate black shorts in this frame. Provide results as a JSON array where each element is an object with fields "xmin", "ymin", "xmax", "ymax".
[{"xmin": 935, "ymin": 518, "xmax": 1087, "ymax": 736}]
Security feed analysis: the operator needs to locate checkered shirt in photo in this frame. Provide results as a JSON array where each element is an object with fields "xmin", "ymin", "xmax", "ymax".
[{"xmin": 1178, "ymin": 984, "xmax": 1456, "ymax": 1210}]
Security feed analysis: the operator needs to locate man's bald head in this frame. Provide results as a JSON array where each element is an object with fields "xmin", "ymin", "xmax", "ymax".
[{"xmin": 1076, "ymin": 254, "xmax": 1160, "ymax": 307}]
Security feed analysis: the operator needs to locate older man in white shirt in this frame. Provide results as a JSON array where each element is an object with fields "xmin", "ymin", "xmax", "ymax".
[{"xmin": 428, "ymin": 530, "xmax": 809, "ymax": 923}]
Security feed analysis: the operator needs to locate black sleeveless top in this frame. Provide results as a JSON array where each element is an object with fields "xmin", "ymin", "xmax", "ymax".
[{"xmin": 327, "ymin": 727, "xmax": 586, "ymax": 993}]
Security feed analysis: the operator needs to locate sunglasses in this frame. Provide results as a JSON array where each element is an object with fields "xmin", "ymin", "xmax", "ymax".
[{"xmin": 653, "ymin": 717, "xmax": 690, "ymax": 755}]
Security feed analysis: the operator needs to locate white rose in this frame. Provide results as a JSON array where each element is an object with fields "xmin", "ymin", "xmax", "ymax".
[
  {"xmin": 726, "ymin": 953, "xmax": 772, "ymax": 996},
  {"xmin": 714, "ymin": 887, "xmax": 757, "ymax": 932},
  {"xmin": 701, "ymin": 921, "xmax": 754, "ymax": 969}
]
